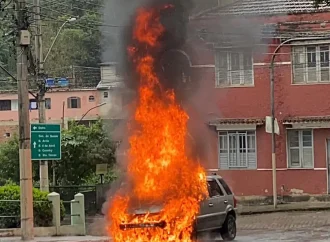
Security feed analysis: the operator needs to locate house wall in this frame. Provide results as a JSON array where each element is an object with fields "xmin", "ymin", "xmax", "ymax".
[
  {"xmin": 0, "ymin": 89, "xmax": 100, "ymax": 122},
  {"xmin": 0, "ymin": 89, "xmax": 101, "ymax": 139},
  {"xmin": 188, "ymin": 11, "xmax": 330, "ymax": 196}
]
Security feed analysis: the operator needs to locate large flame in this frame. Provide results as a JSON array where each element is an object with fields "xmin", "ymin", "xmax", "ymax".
[{"xmin": 108, "ymin": 4, "xmax": 207, "ymax": 242}]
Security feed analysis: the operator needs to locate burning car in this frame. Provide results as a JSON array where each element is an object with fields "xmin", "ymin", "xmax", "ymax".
[
  {"xmin": 107, "ymin": 2, "xmax": 233, "ymax": 241},
  {"xmin": 119, "ymin": 173, "xmax": 237, "ymax": 241}
]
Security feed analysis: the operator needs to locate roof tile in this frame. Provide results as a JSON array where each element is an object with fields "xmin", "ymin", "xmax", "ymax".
[
  {"xmin": 209, "ymin": 118, "xmax": 265, "ymax": 125},
  {"xmin": 205, "ymin": 0, "xmax": 330, "ymax": 16}
]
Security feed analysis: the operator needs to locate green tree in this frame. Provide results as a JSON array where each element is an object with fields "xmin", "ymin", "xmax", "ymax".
[
  {"xmin": 0, "ymin": 134, "xmax": 39, "ymax": 185},
  {"xmin": 41, "ymin": 0, "xmax": 103, "ymax": 80},
  {"xmin": 0, "ymin": 120, "xmax": 116, "ymax": 186},
  {"xmin": 314, "ymin": 0, "xmax": 330, "ymax": 6},
  {"xmin": 0, "ymin": 135, "xmax": 20, "ymax": 185},
  {"xmin": 55, "ymin": 120, "xmax": 116, "ymax": 185}
]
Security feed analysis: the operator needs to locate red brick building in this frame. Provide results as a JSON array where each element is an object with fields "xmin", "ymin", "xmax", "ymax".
[{"xmin": 185, "ymin": 0, "xmax": 330, "ymax": 197}]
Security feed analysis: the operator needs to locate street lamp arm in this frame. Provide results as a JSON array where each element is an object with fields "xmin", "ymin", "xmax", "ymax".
[
  {"xmin": 43, "ymin": 22, "xmax": 68, "ymax": 63},
  {"xmin": 43, "ymin": 18, "xmax": 76, "ymax": 64},
  {"xmin": 271, "ymin": 36, "xmax": 330, "ymax": 67},
  {"xmin": 78, "ymin": 102, "xmax": 106, "ymax": 124}
]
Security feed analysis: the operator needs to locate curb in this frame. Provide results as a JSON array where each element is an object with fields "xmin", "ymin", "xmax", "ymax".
[{"xmin": 239, "ymin": 205, "xmax": 330, "ymax": 215}]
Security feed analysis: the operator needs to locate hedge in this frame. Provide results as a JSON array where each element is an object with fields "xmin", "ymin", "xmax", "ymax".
[{"xmin": 0, "ymin": 185, "xmax": 65, "ymax": 228}]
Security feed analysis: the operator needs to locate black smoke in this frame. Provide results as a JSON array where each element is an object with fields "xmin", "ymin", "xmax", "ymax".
[{"xmin": 119, "ymin": 0, "xmax": 196, "ymax": 100}]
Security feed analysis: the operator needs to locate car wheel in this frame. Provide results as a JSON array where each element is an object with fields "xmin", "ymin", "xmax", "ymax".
[{"xmin": 220, "ymin": 214, "xmax": 236, "ymax": 241}]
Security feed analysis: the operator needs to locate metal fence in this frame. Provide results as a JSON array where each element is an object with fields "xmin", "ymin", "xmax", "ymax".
[{"xmin": 0, "ymin": 200, "xmax": 50, "ymax": 228}]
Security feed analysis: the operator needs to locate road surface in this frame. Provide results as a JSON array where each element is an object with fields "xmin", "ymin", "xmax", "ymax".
[{"xmin": 87, "ymin": 210, "xmax": 330, "ymax": 241}]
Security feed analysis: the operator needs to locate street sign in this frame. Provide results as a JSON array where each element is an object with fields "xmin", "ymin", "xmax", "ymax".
[
  {"xmin": 96, "ymin": 164, "xmax": 108, "ymax": 175},
  {"xmin": 31, "ymin": 124, "xmax": 61, "ymax": 160}
]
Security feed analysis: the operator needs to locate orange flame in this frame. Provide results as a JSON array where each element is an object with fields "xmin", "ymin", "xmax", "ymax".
[{"xmin": 108, "ymin": 5, "xmax": 207, "ymax": 242}]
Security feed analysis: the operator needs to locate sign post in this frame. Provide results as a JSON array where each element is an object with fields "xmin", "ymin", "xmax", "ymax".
[
  {"xmin": 31, "ymin": 124, "xmax": 61, "ymax": 160},
  {"xmin": 96, "ymin": 164, "xmax": 108, "ymax": 184}
]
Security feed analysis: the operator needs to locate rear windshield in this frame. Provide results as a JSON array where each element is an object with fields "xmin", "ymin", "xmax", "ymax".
[{"xmin": 218, "ymin": 178, "xmax": 233, "ymax": 195}]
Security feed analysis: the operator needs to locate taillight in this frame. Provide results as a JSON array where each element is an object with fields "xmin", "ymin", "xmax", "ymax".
[{"xmin": 233, "ymin": 196, "xmax": 237, "ymax": 208}]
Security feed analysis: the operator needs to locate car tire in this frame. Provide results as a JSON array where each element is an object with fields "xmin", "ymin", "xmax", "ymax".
[{"xmin": 220, "ymin": 214, "xmax": 236, "ymax": 241}]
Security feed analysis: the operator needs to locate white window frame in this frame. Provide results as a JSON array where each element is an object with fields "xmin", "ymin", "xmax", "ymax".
[
  {"xmin": 292, "ymin": 45, "xmax": 330, "ymax": 84},
  {"xmin": 67, "ymin": 97, "xmax": 81, "ymax": 109},
  {"xmin": 218, "ymin": 131, "xmax": 256, "ymax": 169},
  {"xmin": 215, "ymin": 49, "xmax": 254, "ymax": 87},
  {"xmin": 287, "ymin": 129, "xmax": 314, "ymax": 168}
]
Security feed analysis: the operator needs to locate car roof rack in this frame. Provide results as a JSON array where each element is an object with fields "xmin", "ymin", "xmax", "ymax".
[{"xmin": 206, "ymin": 169, "xmax": 219, "ymax": 176}]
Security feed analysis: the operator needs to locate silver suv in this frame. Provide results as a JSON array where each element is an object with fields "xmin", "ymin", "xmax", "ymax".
[
  {"xmin": 119, "ymin": 173, "xmax": 237, "ymax": 241},
  {"xmin": 195, "ymin": 173, "xmax": 237, "ymax": 241}
]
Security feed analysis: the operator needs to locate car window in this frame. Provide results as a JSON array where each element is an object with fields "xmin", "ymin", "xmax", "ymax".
[
  {"xmin": 207, "ymin": 180, "xmax": 224, "ymax": 197},
  {"xmin": 218, "ymin": 178, "xmax": 233, "ymax": 195}
]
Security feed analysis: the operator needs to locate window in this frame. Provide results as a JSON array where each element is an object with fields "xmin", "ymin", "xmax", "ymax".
[
  {"xmin": 89, "ymin": 95, "xmax": 95, "ymax": 102},
  {"xmin": 4, "ymin": 133, "xmax": 10, "ymax": 138},
  {"xmin": 215, "ymin": 49, "xmax": 254, "ymax": 87},
  {"xmin": 207, "ymin": 180, "xmax": 224, "ymax": 197},
  {"xmin": 45, "ymin": 98, "xmax": 51, "ymax": 109},
  {"xmin": 0, "ymin": 100, "xmax": 11, "ymax": 111},
  {"xmin": 287, "ymin": 130, "xmax": 313, "ymax": 168},
  {"xmin": 218, "ymin": 178, "xmax": 233, "ymax": 195},
  {"xmin": 218, "ymin": 131, "xmax": 256, "ymax": 169},
  {"xmin": 103, "ymin": 92, "xmax": 109, "ymax": 98},
  {"xmin": 67, "ymin": 97, "xmax": 81, "ymax": 109},
  {"xmin": 29, "ymin": 99, "xmax": 38, "ymax": 110},
  {"xmin": 293, "ymin": 45, "xmax": 330, "ymax": 83}
]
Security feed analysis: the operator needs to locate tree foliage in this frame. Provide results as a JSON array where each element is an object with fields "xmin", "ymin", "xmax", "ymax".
[
  {"xmin": 314, "ymin": 0, "xmax": 330, "ymax": 6},
  {"xmin": 41, "ymin": 0, "xmax": 103, "ymax": 78},
  {"xmin": 0, "ymin": 135, "xmax": 40, "ymax": 185},
  {"xmin": 0, "ymin": 120, "xmax": 116, "ymax": 186},
  {"xmin": 0, "ymin": 184, "xmax": 65, "ymax": 228},
  {"xmin": 0, "ymin": 0, "xmax": 103, "ymax": 81},
  {"xmin": 55, "ymin": 120, "xmax": 116, "ymax": 185}
]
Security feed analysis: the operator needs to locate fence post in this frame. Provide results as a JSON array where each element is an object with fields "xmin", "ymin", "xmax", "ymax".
[
  {"xmin": 47, "ymin": 192, "xmax": 61, "ymax": 235},
  {"xmin": 71, "ymin": 193, "xmax": 86, "ymax": 235}
]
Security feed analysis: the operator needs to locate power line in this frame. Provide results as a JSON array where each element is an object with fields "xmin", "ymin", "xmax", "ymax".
[{"xmin": 39, "ymin": 0, "xmax": 126, "ymax": 28}]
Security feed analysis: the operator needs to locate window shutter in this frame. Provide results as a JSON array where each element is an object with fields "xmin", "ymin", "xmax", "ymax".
[
  {"xmin": 219, "ymin": 133, "xmax": 229, "ymax": 169},
  {"xmin": 302, "ymin": 147, "xmax": 313, "ymax": 168},
  {"xmin": 215, "ymin": 50, "xmax": 228, "ymax": 86},
  {"xmin": 292, "ymin": 46, "xmax": 305, "ymax": 83},
  {"xmin": 77, "ymin": 97, "xmax": 81, "ymax": 108},
  {"xmin": 67, "ymin": 98, "xmax": 71, "ymax": 108}
]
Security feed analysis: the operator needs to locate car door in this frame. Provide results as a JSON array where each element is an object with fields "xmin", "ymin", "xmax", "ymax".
[
  {"xmin": 196, "ymin": 178, "xmax": 226, "ymax": 231},
  {"xmin": 214, "ymin": 178, "xmax": 230, "ymax": 226}
]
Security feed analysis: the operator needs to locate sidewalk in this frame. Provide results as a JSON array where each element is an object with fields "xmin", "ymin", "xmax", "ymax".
[
  {"xmin": 238, "ymin": 201, "xmax": 330, "ymax": 215},
  {"xmin": 0, "ymin": 236, "xmax": 109, "ymax": 242}
]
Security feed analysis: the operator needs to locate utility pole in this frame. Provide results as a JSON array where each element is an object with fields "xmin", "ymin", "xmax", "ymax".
[
  {"xmin": 34, "ymin": 0, "xmax": 49, "ymax": 192},
  {"xmin": 15, "ymin": 0, "xmax": 34, "ymax": 239}
]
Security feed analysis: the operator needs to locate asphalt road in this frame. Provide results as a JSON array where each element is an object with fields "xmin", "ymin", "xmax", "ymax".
[
  {"xmin": 87, "ymin": 211, "xmax": 330, "ymax": 241},
  {"xmin": 198, "ymin": 227, "xmax": 330, "ymax": 241}
]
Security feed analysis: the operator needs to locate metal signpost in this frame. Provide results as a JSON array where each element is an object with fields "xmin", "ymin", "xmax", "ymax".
[
  {"xmin": 96, "ymin": 164, "xmax": 108, "ymax": 184},
  {"xmin": 31, "ymin": 124, "xmax": 61, "ymax": 160}
]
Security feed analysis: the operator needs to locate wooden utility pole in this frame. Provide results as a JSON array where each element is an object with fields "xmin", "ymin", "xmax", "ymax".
[
  {"xmin": 16, "ymin": 0, "xmax": 34, "ymax": 239},
  {"xmin": 34, "ymin": 0, "xmax": 49, "ymax": 192}
]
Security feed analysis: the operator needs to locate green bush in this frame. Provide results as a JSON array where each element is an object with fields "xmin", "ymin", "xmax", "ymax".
[{"xmin": 0, "ymin": 185, "xmax": 65, "ymax": 228}]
